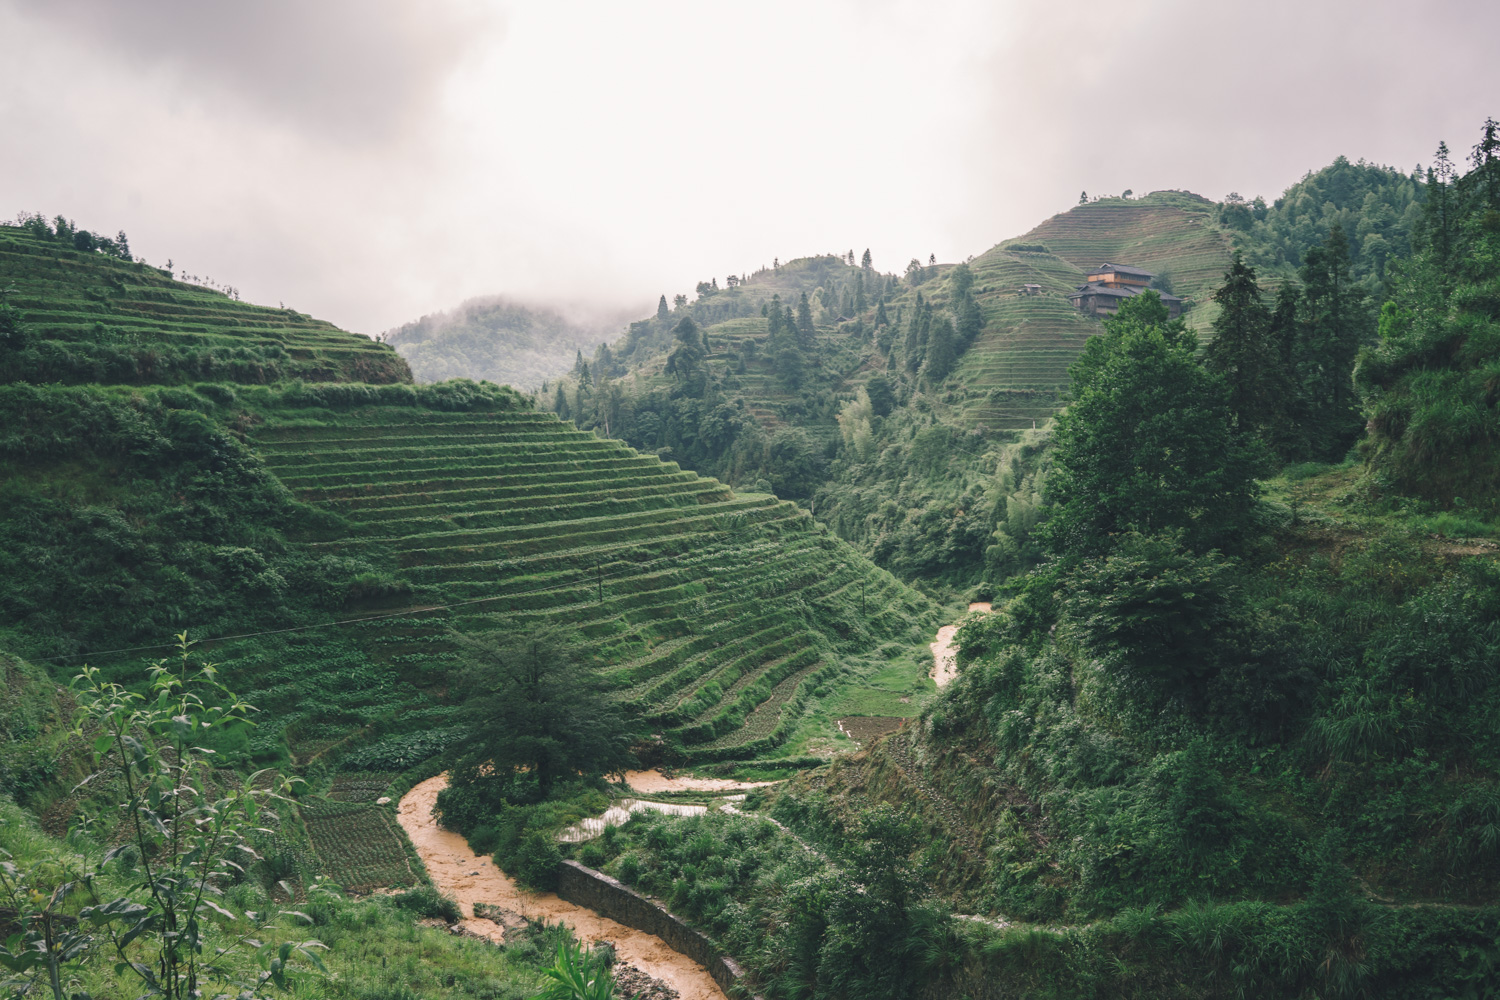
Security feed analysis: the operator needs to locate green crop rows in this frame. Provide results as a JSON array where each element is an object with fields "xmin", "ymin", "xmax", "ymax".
[
  {"xmin": 941, "ymin": 196, "xmax": 1235, "ymax": 430},
  {"xmin": 0, "ymin": 224, "xmax": 410, "ymax": 385},
  {"xmin": 251, "ymin": 409, "xmax": 936, "ymax": 760},
  {"xmin": 300, "ymin": 799, "xmax": 417, "ymax": 892}
]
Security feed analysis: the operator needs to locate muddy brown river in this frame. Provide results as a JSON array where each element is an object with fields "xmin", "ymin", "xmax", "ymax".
[{"xmin": 397, "ymin": 774, "xmax": 726, "ymax": 1000}]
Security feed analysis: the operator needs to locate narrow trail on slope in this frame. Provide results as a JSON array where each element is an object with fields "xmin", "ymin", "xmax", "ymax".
[
  {"xmin": 397, "ymin": 774, "xmax": 726, "ymax": 1000},
  {"xmin": 930, "ymin": 602, "xmax": 992, "ymax": 687}
]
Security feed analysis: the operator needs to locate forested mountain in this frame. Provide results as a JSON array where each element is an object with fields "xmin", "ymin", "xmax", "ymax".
[
  {"xmin": 1220, "ymin": 155, "xmax": 1425, "ymax": 286},
  {"xmin": 568, "ymin": 124, "xmax": 1500, "ymax": 997},
  {"xmin": 383, "ymin": 295, "xmax": 635, "ymax": 390}
]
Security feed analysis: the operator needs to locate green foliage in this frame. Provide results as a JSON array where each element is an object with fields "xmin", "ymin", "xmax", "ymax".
[
  {"xmin": 1062, "ymin": 533, "xmax": 1243, "ymax": 699},
  {"xmin": 68, "ymin": 635, "xmax": 330, "ymax": 999},
  {"xmin": 391, "ymin": 886, "xmax": 461, "ymax": 924},
  {"xmin": 1043, "ymin": 293, "xmax": 1265, "ymax": 556},
  {"xmin": 1358, "ymin": 128, "xmax": 1500, "ymax": 509},
  {"xmin": 448, "ymin": 627, "xmax": 633, "ymax": 800},
  {"xmin": 1230, "ymin": 156, "xmax": 1423, "ymax": 285}
]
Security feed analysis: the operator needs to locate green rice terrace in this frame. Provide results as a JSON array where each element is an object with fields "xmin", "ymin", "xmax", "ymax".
[
  {"xmin": 913, "ymin": 191, "xmax": 1236, "ymax": 432},
  {"xmin": 248, "ymin": 406, "xmax": 939, "ymax": 763},
  {"xmin": 0, "ymin": 221, "xmax": 411, "ymax": 385}
]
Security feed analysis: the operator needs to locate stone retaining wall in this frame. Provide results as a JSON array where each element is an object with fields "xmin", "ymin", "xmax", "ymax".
[{"xmin": 556, "ymin": 860, "xmax": 762, "ymax": 999}]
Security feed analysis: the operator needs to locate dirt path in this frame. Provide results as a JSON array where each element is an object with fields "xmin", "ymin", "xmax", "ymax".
[
  {"xmin": 623, "ymin": 769, "xmax": 777, "ymax": 794},
  {"xmin": 930, "ymin": 602, "xmax": 992, "ymax": 687},
  {"xmin": 397, "ymin": 775, "xmax": 726, "ymax": 1000}
]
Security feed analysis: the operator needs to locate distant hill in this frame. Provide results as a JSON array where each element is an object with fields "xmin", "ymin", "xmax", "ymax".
[{"xmin": 383, "ymin": 296, "xmax": 638, "ymax": 390}]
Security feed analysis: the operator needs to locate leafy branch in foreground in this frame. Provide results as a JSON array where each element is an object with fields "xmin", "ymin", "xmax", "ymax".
[{"xmin": 67, "ymin": 633, "xmax": 328, "ymax": 1000}]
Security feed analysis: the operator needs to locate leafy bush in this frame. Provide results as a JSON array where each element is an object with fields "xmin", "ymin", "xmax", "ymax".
[
  {"xmin": 393, "ymin": 886, "xmax": 461, "ymax": 924},
  {"xmin": 514, "ymin": 830, "xmax": 563, "ymax": 891}
]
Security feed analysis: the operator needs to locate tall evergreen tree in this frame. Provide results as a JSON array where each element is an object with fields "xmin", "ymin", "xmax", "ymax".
[
  {"xmin": 796, "ymin": 292, "xmax": 815, "ymax": 347},
  {"xmin": 553, "ymin": 383, "xmax": 570, "ymax": 421},
  {"xmin": 855, "ymin": 272, "xmax": 867, "ymax": 314},
  {"xmin": 1295, "ymin": 225, "xmax": 1370, "ymax": 458},
  {"xmin": 665, "ymin": 316, "xmax": 708, "ymax": 397},
  {"xmin": 657, "ymin": 295, "xmax": 670, "ymax": 321},
  {"xmin": 861, "ymin": 248, "xmax": 873, "ymax": 270},
  {"xmin": 875, "ymin": 301, "xmax": 889, "ymax": 328},
  {"xmin": 1471, "ymin": 117, "xmax": 1500, "ymax": 209},
  {"xmin": 1204, "ymin": 254, "xmax": 1282, "ymax": 437},
  {"xmin": 921, "ymin": 316, "xmax": 957, "ymax": 382},
  {"xmin": 903, "ymin": 294, "xmax": 926, "ymax": 373}
]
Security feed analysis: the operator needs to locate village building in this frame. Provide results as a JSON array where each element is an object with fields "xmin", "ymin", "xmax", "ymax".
[
  {"xmin": 1067, "ymin": 262, "xmax": 1183, "ymax": 318},
  {"xmin": 1019, "ymin": 283, "xmax": 1043, "ymax": 296}
]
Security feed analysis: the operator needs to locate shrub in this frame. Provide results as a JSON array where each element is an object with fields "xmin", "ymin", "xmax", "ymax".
[
  {"xmin": 393, "ymin": 886, "xmax": 461, "ymax": 923},
  {"xmin": 514, "ymin": 830, "xmax": 563, "ymax": 891}
]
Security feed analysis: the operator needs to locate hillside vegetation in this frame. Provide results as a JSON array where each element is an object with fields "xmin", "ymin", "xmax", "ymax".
[
  {"xmin": 0, "ymin": 216, "xmax": 410, "ymax": 385},
  {"xmin": 566, "ymin": 123, "xmax": 1500, "ymax": 999}
]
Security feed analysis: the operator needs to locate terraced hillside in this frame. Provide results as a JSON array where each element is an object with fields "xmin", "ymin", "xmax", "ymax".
[
  {"xmin": 0, "ymin": 223, "xmax": 409, "ymax": 385},
  {"xmin": 1016, "ymin": 192, "xmax": 1234, "ymax": 308},
  {"xmin": 931, "ymin": 193, "xmax": 1236, "ymax": 430},
  {"xmin": 250, "ymin": 407, "xmax": 937, "ymax": 760}
]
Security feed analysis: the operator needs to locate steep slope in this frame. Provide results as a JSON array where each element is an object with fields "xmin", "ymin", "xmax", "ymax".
[
  {"xmin": 247, "ymin": 406, "xmax": 938, "ymax": 760},
  {"xmin": 935, "ymin": 191, "xmax": 1235, "ymax": 431},
  {"xmin": 0, "ymin": 222, "xmax": 409, "ymax": 385}
]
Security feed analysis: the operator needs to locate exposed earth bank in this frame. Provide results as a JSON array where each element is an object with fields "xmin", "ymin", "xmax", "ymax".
[
  {"xmin": 396, "ymin": 774, "xmax": 726, "ymax": 1000},
  {"xmin": 930, "ymin": 602, "xmax": 992, "ymax": 687}
]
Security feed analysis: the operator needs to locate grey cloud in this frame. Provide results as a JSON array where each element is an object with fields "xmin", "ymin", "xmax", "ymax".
[{"xmin": 10, "ymin": 0, "xmax": 502, "ymax": 145}]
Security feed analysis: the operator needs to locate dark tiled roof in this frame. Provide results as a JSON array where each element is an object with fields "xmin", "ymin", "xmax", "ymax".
[
  {"xmin": 1090, "ymin": 262, "xmax": 1155, "ymax": 279},
  {"xmin": 1069, "ymin": 282, "xmax": 1182, "ymax": 303}
]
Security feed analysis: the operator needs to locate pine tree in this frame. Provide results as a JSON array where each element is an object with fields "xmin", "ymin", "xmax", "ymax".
[
  {"xmin": 553, "ymin": 384, "xmax": 570, "ymax": 421},
  {"xmin": 861, "ymin": 248, "xmax": 873, "ymax": 270},
  {"xmin": 1296, "ymin": 226, "xmax": 1370, "ymax": 459},
  {"xmin": 1204, "ymin": 253, "xmax": 1282, "ymax": 437},
  {"xmin": 855, "ymin": 271, "xmax": 867, "ymax": 314},
  {"xmin": 796, "ymin": 292, "xmax": 815, "ymax": 347},
  {"xmin": 875, "ymin": 301, "xmax": 889, "ymax": 328},
  {"xmin": 1471, "ymin": 117, "xmax": 1500, "ymax": 209},
  {"xmin": 921, "ymin": 316, "xmax": 957, "ymax": 382},
  {"xmin": 657, "ymin": 295, "xmax": 669, "ymax": 321}
]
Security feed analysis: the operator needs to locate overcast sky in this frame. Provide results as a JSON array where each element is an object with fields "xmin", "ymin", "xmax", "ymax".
[{"xmin": 3, "ymin": 0, "xmax": 1496, "ymax": 336}]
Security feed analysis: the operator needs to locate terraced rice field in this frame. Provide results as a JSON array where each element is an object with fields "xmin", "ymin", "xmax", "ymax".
[
  {"xmin": 251, "ymin": 408, "xmax": 935, "ymax": 759},
  {"xmin": 0, "ymin": 224, "xmax": 409, "ymax": 384},
  {"xmin": 1017, "ymin": 195, "xmax": 1235, "ymax": 306},
  {"xmin": 944, "ymin": 195, "xmax": 1235, "ymax": 429}
]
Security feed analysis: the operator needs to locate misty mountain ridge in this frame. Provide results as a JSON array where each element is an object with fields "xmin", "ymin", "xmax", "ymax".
[{"xmin": 383, "ymin": 294, "xmax": 640, "ymax": 390}]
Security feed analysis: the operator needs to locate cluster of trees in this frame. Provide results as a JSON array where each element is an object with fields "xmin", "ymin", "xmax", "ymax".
[
  {"xmin": 12, "ymin": 212, "xmax": 135, "ymax": 261},
  {"xmin": 1222, "ymin": 156, "xmax": 1423, "ymax": 285},
  {"xmin": 1203, "ymin": 228, "xmax": 1374, "ymax": 462},
  {"xmin": 1357, "ymin": 120, "xmax": 1500, "ymax": 507}
]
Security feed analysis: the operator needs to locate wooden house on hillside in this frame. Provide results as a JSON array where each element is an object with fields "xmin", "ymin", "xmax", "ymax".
[{"xmin": 1068, "ymin": 262, "xmax": 1183, "ymax": 319}]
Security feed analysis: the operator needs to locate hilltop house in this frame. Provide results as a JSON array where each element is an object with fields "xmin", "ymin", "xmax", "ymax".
[
  {"xmin": 1068, "ymin": 262, "xmax": 1183, "ymax": 318},
  {"xmin": 1019, "ymin": 283, "xmax": 1042, "ymax": 296}
]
